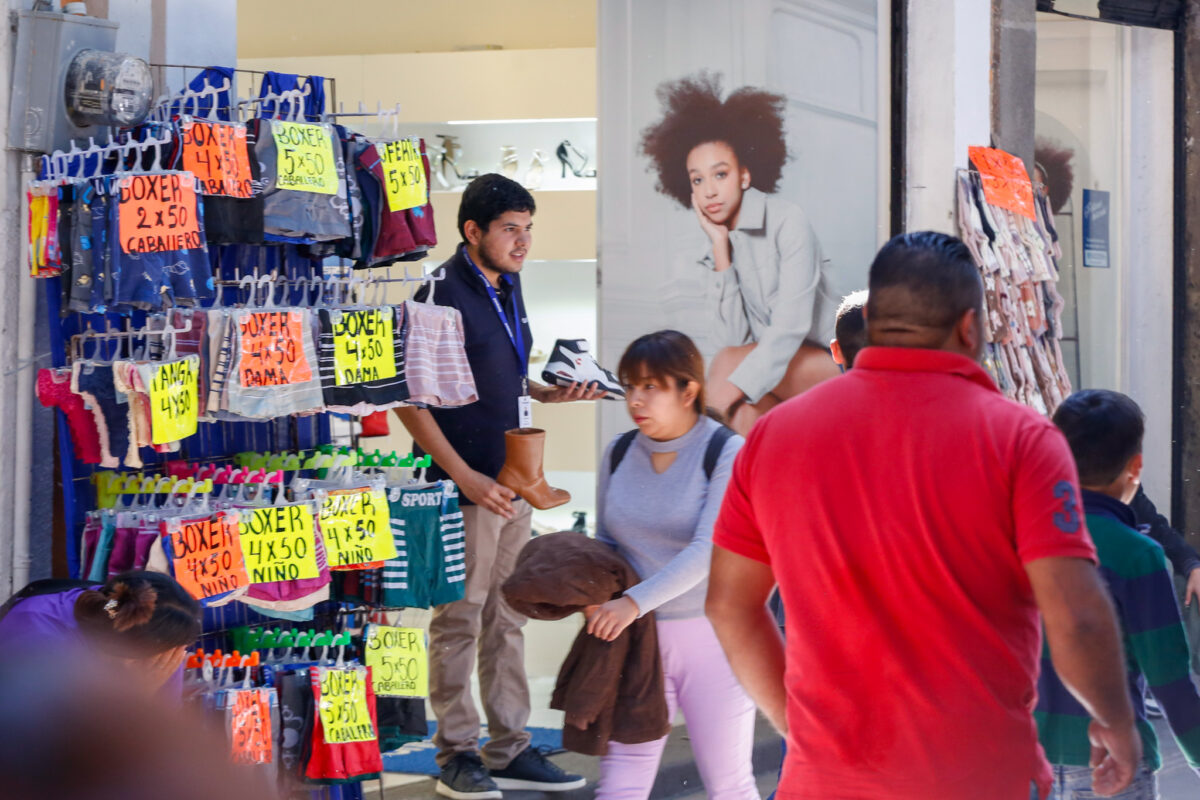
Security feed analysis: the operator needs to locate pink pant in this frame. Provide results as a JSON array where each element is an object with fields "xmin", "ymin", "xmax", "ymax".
[{"xmin": 596, "ymin": 615, "xmax": 760, "ymax": 800}]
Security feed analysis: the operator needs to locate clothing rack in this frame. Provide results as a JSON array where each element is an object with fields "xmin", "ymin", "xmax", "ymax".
[
  {"xmin": 41, "ymin": 157, "xmax": 334, "ymax": 579},
  {"xmin": 34, "ymin": 64, "xmax": 439, "ymax": 800}
]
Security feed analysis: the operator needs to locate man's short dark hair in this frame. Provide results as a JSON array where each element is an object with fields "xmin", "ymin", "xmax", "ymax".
[
  {"xmin": 866, "ymin": 231, "xmax": 983, "ymax": 336},
  {"xmin": 457, "ymin": 174, "xmax": 536, "ymax": 240},
  {"xmin": 835, "ymin": 290, "xmax": 868, "ymax": 367},
  {"xmin": 1052, "ymin": 390, "xmax": 1144, "ymax": 487}
]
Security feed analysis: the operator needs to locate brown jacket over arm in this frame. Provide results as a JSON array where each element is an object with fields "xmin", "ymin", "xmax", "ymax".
[{"xmin": 501, "ymin": 532, "xmax": 670, "ymax": 755}]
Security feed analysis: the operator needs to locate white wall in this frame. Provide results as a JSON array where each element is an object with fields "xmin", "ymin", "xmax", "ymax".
[
  {"xmin": 1122, "ymin": 25, "xmax": 1174, "ymax": 507},
  {"xmin": 106, "ymin": 0, "xmax": 152, "ymax": 61},
  {"xmin": 162, "ymin": 0, "xmax": 237, "ymax": 77},
  {"xmin": 904, "ymin": 0, "xmax": 992, "ymax": 232},
  {"xmin": 238, "ymin": 49, "xmax": 597, "ymax": 124}
]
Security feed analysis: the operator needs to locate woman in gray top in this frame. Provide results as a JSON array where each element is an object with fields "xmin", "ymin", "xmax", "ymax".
[
  {"xmin": 587, "ymin": 330, "xmax": 759, "ymax": 800},
  {"xmin": 641, "ymin": 73, "xmax": 840, "ymax": 435}
]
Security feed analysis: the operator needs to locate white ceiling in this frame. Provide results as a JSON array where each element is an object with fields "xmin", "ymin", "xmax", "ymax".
[{"xmin": 237, "ymin": 0, "xmax": 596, "ymax": 59}]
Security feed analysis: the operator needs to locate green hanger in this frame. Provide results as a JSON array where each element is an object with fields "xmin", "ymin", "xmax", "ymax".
[{"xmin": 242, "ymin": 627, "xmax": 264, "ymax": 652}]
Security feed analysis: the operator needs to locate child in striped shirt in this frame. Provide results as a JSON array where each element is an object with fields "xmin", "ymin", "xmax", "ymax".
[{"xmin": 1037, "ymin": 390, "xmax": 1200, "ymax": 798}]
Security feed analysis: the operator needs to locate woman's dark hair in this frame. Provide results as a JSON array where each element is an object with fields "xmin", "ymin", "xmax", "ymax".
[
  {"xmin": 618, "ymin": 330, "xmax": 708, "ymax": 415},
  {"xmin": 640, "ymin": 72, "xmax": 788, "ymax": 208},
  {"xmin": 74, "ymin": 571, "xmax": 201, "ymax": 659},
  {"xmin": 457, "ymin": 173, "xmax": 536, "ymax": 241},
  {"xmin": 1034, "ymin": 138, "xmax": 1075, "ymax": 215}
]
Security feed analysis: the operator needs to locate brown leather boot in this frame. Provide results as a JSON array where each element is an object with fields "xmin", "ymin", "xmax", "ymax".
[{"xmin": 496, "ymin": 427, "xmax": 571, "ymax": 510}]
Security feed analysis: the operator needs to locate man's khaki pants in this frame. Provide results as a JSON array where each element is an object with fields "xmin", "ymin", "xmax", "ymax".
[{"xmin": 430, "ymin": 500, "xmax": 533, "ymax": 769}]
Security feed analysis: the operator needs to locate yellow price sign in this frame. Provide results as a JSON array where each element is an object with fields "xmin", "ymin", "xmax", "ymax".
[
  {"xmin": 149, "ymin": 356, "xmax": 199, "ymax": 445},
  {"xmin": 319, "ymin": 488, "xmax": 397, "ymax": 567},
  {"xmin": 318, "ymin": 667, "xmax": 376, "ymax": 744},
  {"xmin": 377, "ymin": 139, "xmax": 427, "ymax": 211},
  {"xmin": 364, "ymin": 625, "xmax": 428, "ymax": 697},
  {"xmin": 272, "ymin": 121, "xmax": 338, "ymax": 195},
  {"xmin": 331, "ymin": 309, "xmax": 396, "ymax": 386},
  {"xmin": 239, "ymin": 505, "xmax": 320, "ymax": 584}
]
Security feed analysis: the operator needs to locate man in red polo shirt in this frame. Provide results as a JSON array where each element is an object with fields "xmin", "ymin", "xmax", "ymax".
[{"xmin": 706, "ymin": 232, "xmax": 1141, "ymax": 799}]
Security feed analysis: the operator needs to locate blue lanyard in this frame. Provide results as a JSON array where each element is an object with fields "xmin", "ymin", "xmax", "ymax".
[{"xmin": 463, "ymin": 248, "xmax": 528, "ymax": 386}]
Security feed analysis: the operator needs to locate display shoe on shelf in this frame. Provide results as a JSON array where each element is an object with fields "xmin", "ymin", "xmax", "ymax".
[
  {"xmin": 427, "ymin": 142, "xmax": 452, "ymax": 190},
  {"xmin": 437, "ymin": 134, "xmax": 478, "ymax": 185},
  {"xmin": 555, "ymin": 139, "xmax": 596, "ymax": 178},
  {"xmin": 497, "ymin": 428, "xmax": 571, "ymax": 510},
  {"xmin": 541, "ymin": 338, "xmax": 624, "ymax": 399},
  {"xmin": 523, "ymin": 148, "xmax": 547, "ymax": 190},
  {"xmin": 500, "ymin": 145, "xmax": 519, "ymax": 180}
]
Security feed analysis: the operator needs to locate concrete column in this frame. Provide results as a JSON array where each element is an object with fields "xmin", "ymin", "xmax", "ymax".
[
  {"xmin": 903, "ymin": 0, "xmax": 993, "ymax": 233},
  {"xmin": 0, "ymin": 2, "xmax": 30, "ymax": 595},
  {"xmin": 991, "ymin": 0, "xmax": 1037, "ymax": 173},
  {"xmin": 1176, "ymin": 3, "xmax": 1200, "ymax": 546}
]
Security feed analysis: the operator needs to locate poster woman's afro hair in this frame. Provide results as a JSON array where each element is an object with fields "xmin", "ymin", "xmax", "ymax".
[{"xmin": 640, "ymin": 72, "xmax": 788, "ymax": 208}]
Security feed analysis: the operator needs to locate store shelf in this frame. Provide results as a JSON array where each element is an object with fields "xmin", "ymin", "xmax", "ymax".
[{"xmin": 430, "ymin": 184, "xmax": 596, "ymax": 195}]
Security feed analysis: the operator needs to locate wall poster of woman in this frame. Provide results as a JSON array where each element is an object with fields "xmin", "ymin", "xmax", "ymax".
[
  {"xmin": 597, "ymin": 1, "xmax": 883, "ymax": 443},
  {"xmin": 639, "ymin": 73, "xmax": 840, "ymax": 434}
]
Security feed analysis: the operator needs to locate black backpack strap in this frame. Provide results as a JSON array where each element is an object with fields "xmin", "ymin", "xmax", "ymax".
[
  {"xmin": 702, "ymin": 425, "xmax": 736, "ymax": 481},
  {"xmin": 608, "ymin": 430, "xmax": 639, "ymax": 476}
]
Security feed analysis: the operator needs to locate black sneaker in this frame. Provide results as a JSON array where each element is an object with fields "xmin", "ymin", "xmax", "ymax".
[
  {"xmin": 541, "ymin": 339, "xmax": 624, "ymax": 399},
  {"xmin": 436, "ymin": 753, "xmax": 502, "ymax": 800},
  {"xmin": 490, "ymin": 745, "xmax": 586, "ymax": 792}
]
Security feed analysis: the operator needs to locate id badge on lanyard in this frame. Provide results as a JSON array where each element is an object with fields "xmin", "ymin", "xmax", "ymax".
[
  {"xmin": 518, "ymin": 391, "xmax": 532, "ymax": 429},
  {"xmin": 466, "ymin": 249, "xmax": 532, "ymax": 427}
]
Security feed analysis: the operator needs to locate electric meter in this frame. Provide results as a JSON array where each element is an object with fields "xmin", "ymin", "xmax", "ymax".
[{"xmin": 63, "ymin": 49, "xmax": 153, "ymax": 128}]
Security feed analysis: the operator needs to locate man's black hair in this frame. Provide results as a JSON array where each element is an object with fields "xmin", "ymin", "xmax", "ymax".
[
  {"xmin": 1052, "ymin": 389, "xmax": 1144, "ymax": 487},
  {"xmin": 835, "ymin": 290, "xmax": 868, "ymax": 367},
  {"xmin": 866, "ymin": 231, "xmax": 983, "ymax": 335},
  {"xmin": 457, "ymin": 173, "xmax": 536, "ymax": 241}
]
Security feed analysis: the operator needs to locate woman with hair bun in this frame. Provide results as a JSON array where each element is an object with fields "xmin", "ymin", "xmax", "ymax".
[
  {"xmin": 0, "ymin": 570, "xmax": 202, "ymax": 692},
  {"xmin": 641, "ymin": 72, "xmax": 840, "ymax": 435}
]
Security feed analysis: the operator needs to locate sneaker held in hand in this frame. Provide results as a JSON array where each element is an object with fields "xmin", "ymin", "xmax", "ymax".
[{"xmin": 541, "ymin": 339, "xmax": 624, "ymax": 399}]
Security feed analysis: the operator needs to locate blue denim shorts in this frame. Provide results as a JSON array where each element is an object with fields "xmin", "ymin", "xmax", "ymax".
[
  {"xmin": 1042, "ymin": 764, "xmax": 1156, "ymax": 800},
  {"xmin": 109, "ymin": 188, "xmax": 214, "ymax": 312}
]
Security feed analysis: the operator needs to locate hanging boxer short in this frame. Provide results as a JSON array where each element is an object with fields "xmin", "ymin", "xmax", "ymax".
[
  {"xmin": 402, "ymin": 301, "xmax": 477, "ymax": 408},
  {"xmin": 305, "ymin": 665, "xmax": 383, "ymax": 783},
  {"xmin": 316, "ymin": 304, "xmax": 410, "ymax": 414},
  {"xmin": 381, "ymin": 482, "xmax": 465, "ymax": 609}
]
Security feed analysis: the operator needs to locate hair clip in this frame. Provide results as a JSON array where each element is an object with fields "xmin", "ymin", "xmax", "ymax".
[{"xmin": 104, "ymin": 598, "xmax": 119, "ymax": 619}]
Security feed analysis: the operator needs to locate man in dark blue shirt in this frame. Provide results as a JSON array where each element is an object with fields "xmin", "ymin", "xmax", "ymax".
[{"xmin": 395, "ymin": 174, "xmax": 601, "ymax": 799}]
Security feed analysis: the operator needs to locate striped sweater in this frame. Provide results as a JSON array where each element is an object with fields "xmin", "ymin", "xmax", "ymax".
[{"xmin": 1034, "ymin": 490, "xmax": 1200, "ymax": 774}]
